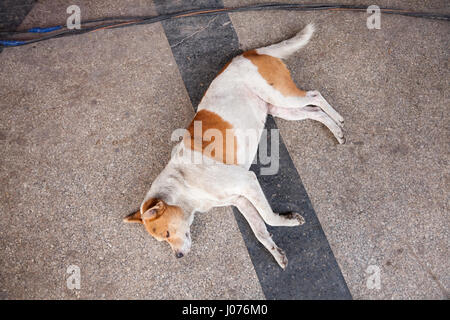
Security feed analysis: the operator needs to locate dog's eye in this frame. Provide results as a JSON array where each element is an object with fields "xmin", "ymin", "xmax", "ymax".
[{"xmin": 165, "ymin": 231, "xmax": 170, "ymax": 238}]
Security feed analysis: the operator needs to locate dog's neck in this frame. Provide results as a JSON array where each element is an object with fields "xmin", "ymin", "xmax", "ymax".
[{"xmin": 145, "ymin": 163, "xmax": 196, "ymax": 218}]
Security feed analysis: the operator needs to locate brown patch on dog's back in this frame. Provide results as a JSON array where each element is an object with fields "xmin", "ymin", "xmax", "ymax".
[
  {"xmin": 184, "ymin": 109, "xmax": 237, "ymax": 164},
  {"xmin": 243, "ymin": 50, "xmax": 307, "ymax": 97}
]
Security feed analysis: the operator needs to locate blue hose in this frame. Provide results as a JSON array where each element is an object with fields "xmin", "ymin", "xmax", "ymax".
[
  {"xmin": 0, "ymin": 40, "xmax": 26, "ymax": 46},
  {"xmin": 27, "ymin": 26, "xmax": 62, "ymax": 33}
]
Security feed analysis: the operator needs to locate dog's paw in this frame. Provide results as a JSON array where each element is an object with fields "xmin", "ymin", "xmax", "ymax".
[
  {"xmin": 283, "ymin": 212, "xmax": 305, "ymax": 226},
  {"xmin": 293, "ymin": 213, "xmax": 305, "ymax": 225},
  {"xmin": 336, "ymin": 133, "xmax": 346, "ymax": 144},
  {"xmin": 275, "ymin": 247, "xmax": 288, "ymax": 270}
]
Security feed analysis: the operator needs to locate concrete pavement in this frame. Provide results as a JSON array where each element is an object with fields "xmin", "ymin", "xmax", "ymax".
[{"xmin": 1, "ymin": 0, "xmax": 448, "ymax": 299}]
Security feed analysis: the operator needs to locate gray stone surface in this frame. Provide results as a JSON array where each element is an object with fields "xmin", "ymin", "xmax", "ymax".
[
  {"xmin": 225, "ymin": 0, "xmax": 449, "ymax": 299},
  {"xmin": 0, "ymin": 0, "xmax": 264, "ymax": 299},
  {"xmin": 1, "ymin": 0, "xmax": 448, "ymax": 300}
]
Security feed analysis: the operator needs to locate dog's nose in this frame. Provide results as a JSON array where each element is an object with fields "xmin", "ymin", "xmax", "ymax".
[{"xmin": 175, "ymin": 252, "xmax": 184, "ymax": 259}]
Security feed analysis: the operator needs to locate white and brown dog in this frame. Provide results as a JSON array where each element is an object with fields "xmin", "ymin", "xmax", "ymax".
[{"xmin": 124, "ymin": 24, "xmax": 344, "ymax": 269}]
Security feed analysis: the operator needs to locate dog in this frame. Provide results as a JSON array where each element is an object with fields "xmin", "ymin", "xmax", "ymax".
[{"xmin": 123, "ymin": 24, "xmax": 344, "ymax": 269}]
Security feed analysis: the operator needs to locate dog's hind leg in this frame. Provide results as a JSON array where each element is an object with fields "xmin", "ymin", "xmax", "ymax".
[
  {"xmin": 304, "ymin": 90, "xmax": 344, "ymax": 124},
  {"xmin": 269, "ymin": 105, "xmax": 345, "ymax": 144},
  {"xmin": 244, "ymin": 64, "xmax": 345, "ymax": 128},
  {"xmin": 240, "ymin": 37, "xmax": 345, "ymax": 127},
  {"xmin": 232, "ymin": 196, "xmax": 289, "ymax": 269}
]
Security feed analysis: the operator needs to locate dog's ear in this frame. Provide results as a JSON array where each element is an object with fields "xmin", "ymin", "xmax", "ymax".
[
  {"xmin": 142, "ymin": 200, "xmax": 166, "ymax": 221},
  {"xmin": 123, "ymin": 210, "xmax": 142, "ymax": 224}
]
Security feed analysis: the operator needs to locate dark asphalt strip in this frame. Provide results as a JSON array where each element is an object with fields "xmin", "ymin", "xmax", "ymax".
[{"xmin": 153, "ymin": 0, "xmax": 352, "ymax": 299}]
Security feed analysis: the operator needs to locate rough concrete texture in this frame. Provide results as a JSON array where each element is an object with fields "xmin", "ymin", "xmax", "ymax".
[
  {"xmin": 0, "ymin": 0, "xmax": 264, "ymax": 299},
  {"xmin": 225, "ymin": 0, "xmax": 449, "ymax": 299}
]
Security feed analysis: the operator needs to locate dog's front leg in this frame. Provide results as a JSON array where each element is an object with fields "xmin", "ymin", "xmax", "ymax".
[
  {"xmin": 232, "ymin": 196, "xmax": 288, "ymax": 269},
  {"xmin": 242, "ymin": 171, "xmax": 305, "ymax": 227}
]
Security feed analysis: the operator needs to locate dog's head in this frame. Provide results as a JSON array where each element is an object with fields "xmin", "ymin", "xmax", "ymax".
[{"xmin": 123, "ymin": 198, "xmax": 191, "ymax": 258}]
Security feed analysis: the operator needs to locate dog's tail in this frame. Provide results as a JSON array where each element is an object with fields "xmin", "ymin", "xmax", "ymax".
[{"xmin": 256, "ymin": 23, "xmax": 314, "ymax": 59}]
